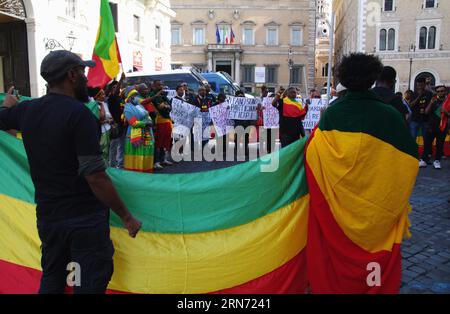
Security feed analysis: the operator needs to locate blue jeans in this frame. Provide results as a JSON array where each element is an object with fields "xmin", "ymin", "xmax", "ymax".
[
  {"xmin": 409, "ymin": 121, "xmax": 427, "ymax": 142},
  {"xmin": 109, "ymin": 132, "xmax": 125, "ymax": 168}
]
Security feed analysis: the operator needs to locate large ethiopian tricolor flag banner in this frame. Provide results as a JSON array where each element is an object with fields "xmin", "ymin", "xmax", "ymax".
[
  {"xmin": 0, "ymin": 131, "xmax": 309, "ymax": 294},
  {"xmin": 87, "ymin": 0, "xmax": 121, "ymax": 88}
]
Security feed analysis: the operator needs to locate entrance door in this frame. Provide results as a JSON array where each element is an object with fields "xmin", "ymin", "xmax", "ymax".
[
  {"xmin": 414, "ymin": 72, "xmax": 436, "ymax": 92},
  {"xmin": 215, "ymin": 60, "xmax": 232, "ymax": 76},
  {"xmin": 0, "ymin": 21, "xmax": 30, "ymax": 96}
]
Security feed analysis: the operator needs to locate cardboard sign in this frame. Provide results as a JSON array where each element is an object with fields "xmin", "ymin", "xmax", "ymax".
[
  {"xmin": 209, "ymin": 102, "xmax": 235, "ymax": 137},
  {"xmin": 227, "ymin": 96, "xmax": 258, "ymax": 120},
  {"xmin": 261, "ymin": 97, "xmax": 279, "ymax": 129},
  {"xmin": 170, "ymin": 98, "xmax": 200, "ymax": 136}
]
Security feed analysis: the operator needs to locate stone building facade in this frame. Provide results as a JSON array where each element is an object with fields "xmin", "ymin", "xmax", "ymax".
[{"xmin": 170, "ymin": 0, "xmax": 317, "ymax": 95}]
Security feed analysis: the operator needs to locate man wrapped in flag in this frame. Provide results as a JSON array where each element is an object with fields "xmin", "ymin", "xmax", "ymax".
[
  {"xmin": 272, "ymin": 87, "xmax": 308, "ymax": 147},
  {"xmin": 305, "ymin": 53, "xmax": 419, "ymax": 293}
]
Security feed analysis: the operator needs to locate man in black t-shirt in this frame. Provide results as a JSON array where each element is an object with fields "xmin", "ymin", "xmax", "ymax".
[
  {"xmin": 0, "ymin": 50, "xmax": 141, "ymax": 294},
  {"xmin": 409, "ymin": 78, "xmax": 435, "ymax": 167}
]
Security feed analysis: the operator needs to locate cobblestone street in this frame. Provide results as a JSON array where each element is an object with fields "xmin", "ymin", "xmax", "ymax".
[{"xmin": 401, "ymin": 158, "xmax": 450, "ymax": 294}]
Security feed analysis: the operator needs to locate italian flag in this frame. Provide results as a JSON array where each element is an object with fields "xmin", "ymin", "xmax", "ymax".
[{"xmin": 87, "ymin": 0, "xmax": 122, "ymax": 88}]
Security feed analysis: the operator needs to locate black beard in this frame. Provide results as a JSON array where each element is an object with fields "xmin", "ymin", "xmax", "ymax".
[{"xmin": 75, "ymin": 80, "xmax": 89, "ymax": 103}]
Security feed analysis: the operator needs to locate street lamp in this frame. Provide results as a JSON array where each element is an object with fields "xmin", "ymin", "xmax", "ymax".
[
  {"xmin": 325, "ymin": 11, "xmax": 335, "ymax": 105},
  {"xmin": 67, "ymin": 31, "xmax": 77, "ymax": 51},
  {"xmin": 408, "ymin": 44, "xmax": 416, "ymax": 91},
  {"xmin": 288, "ymin": 48, "xmax": 294, "ymax": 86}
]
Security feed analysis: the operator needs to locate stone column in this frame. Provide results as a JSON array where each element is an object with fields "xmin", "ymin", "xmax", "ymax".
[
  {"xmin": 208, "ymin": 52, "xmax": 213, "ymax": 72},
  {"xmin": 25, "ymin": 18, "xmax": 46, "ymax": 97},
  {"xmin": 234, "ymin": 52, "xmax": 241, "ymax": 85}
]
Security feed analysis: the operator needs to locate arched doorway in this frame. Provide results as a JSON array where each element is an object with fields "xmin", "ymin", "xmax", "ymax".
[
  {"xmin": 414, "ymin": 72, "xmax": 436, "ymax": 92},
  {"xmin": 0, "ymin": 0, "xmax": 31, "ymax": 96}
]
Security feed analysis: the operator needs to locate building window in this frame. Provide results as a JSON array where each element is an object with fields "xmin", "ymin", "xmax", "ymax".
[
  {"xmin": 419, "ymin": 27, "xmax": 427, "ymax": 49},
  {"xmin": 419, "ymin": 26, "xmax": 437, "ymax": 50},
  {"xmin": 243, "ymin": 28, "xmax": 254, "ymax": 45},
  {"xmin": 322, "ymin": 63, "xmax": 329, "ymax": 77},
  {"xmin": 242, "ymin": 65, "xmax": 255, "ymax": 83},
  {"xmin": 193, "ymin": 28, "xmax": 205, "ymax": 45},
  {"xmin": 291, "ymin": 66, "xmax": 302, "ymax": 84},
  {"xmin": 109, "ymin": 2, "xmax": 119, "ymax": 32},
  {"xmin": 267, "ymin": 28, "xmax": 278, "ymax": 46},
  {"xmin": 65, "ymin": 0, "xmax": 77, "ymax": 19},
  {"xmin": 155, "ymin": 26, "xmax": 161, "ymax": 48},
  {"xmin": 384, "ymin": 0, "xmax": 394, "ymax": 11},
  {"xmin": 244, "ymin": 86, "xmax": 253, "ymax": 94},
  {"xmin": 388, "ymin": 28, "xmax": 395, "ymax": 50},
  {"xmin": 425, "ymin": 0, "xmax": 436, "ymax": 8},
  {"xmin": 133, "ymin": 15, "xmax": 141, "ymax": 41},
  {"xmin": 171, "ymin": 27, "xmax": 181, "ymax": 45},
  {"xmin": 266, "ymin": 66, "xmax": 278, "ymax": 84},
  {"xmin": 379, "ymin": 29, "xmax": 387, "ymax": 51},
  {"xmin": 379, "ymin": 28, "xmax": 395, "ymax": 51},
  {"xmin": 291, "ymin": 28, "xmax": 303, "ymax": 46},
  {"xmin": 428, "ymin": 26, "xmax": 436, "ymax": 49}
]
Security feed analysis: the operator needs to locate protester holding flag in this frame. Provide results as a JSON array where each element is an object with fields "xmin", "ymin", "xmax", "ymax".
[
  {"xmin": 123, "ymin": 88, "xmax": 155, "ymax": 173},
  {"xmin": 0, "ymin": 50, "xmax": 142, "ymax": 293},
  {"xmin": 305, "ymin": 53, "xmax": 419, "ymax": 293},
  {"xmin": 272, "ymin": 86, "xmax": 308, "ymax": 147}
]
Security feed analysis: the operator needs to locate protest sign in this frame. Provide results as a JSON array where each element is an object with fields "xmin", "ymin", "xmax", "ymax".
[
  {"xmin": 227, "ymin": 96, "xmax": 258, "ymax": 120},
  {"xmin": 261, "ymin": 97, "xmax": 279, "ymax": 129},
  {"xmin": 209, "ymin": 103, "xmax": 235, "ymax": 137},
  {"xmin": 170, "ymin": 97, "xmax": 200, "ymax": 136},
  {"xmin": 302, "ymin": 98, "xmax": 326, "ymax": 130}
]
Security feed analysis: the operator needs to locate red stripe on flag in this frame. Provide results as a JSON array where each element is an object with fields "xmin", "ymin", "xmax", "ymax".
[
  {"xmin": 211, "ymin": 250, "xmax": 307, "ymax": 294},
  {"xmin": 0, "ymin": 259, "xmax": 40, "ymax": 294},
  {"xmin": 87, "ymin": 54, "xmax": 112, "ymax": 88}
]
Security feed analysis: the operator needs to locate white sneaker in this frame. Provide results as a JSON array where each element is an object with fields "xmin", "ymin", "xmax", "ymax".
[
  {"xmin": 419, "ymin": 160, "xmax": 427, "ymax": 168},
  {"xmin": 433, "ymin": 160, "xmax": 441, "ymax": 169},
  {"xmin": 154, "ymin": 162, "xmax": 164, "ymax": 170}
]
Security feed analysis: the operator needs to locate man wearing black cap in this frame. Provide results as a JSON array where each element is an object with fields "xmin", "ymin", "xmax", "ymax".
[{"xmin": 0, "ymin": 50, "xmax": 142, "ymax": 294}]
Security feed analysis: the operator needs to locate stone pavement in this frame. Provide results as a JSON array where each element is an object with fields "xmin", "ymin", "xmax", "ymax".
[{"xmin": 401, "ymin": 158, "xmax": 450, "ymax": 294}]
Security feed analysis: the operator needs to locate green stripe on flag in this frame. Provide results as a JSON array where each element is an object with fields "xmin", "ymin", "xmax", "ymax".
[
  {"xmin": 0, "ymin": 131, "xmax": 309, "ymax": 234},
  {"xmin": 94, "ymin": 0, "xmax": 116, "ymax": 60}
]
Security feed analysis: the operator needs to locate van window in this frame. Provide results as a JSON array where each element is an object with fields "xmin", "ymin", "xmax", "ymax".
[{"xmin": 125, "ymin": 73, "xmax": 204, "ymax": 92}]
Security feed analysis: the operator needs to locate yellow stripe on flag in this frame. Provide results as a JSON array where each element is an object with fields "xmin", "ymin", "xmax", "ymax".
[{"xmin": 0, "ymin": 193, "xmax": 309, "ymax": 294}]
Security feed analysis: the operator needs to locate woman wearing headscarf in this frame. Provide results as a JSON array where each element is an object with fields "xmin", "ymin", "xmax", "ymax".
[{"xmin": 123, "ymin": 87, "xmax": 155, "ymax": 173}]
